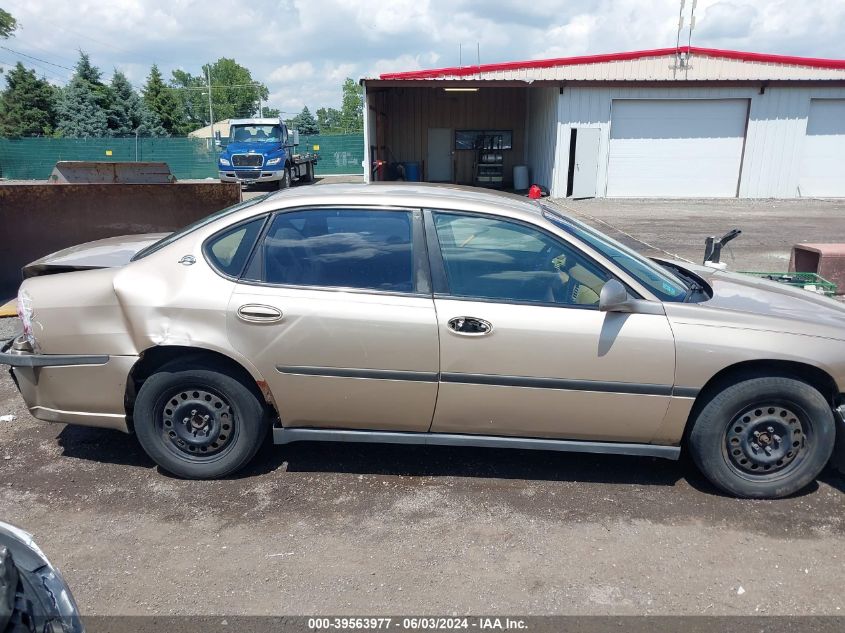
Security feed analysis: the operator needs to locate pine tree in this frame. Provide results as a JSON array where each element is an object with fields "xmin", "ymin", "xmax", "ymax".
[
  {"xmin": 142, "ymin": 64, "xmax": 187, "ymax": 136},
  {"xmin": 288, "ymin": 106, "xmax": 319, "ymax": 135},
  {"xmin": 105, "ymin": 70, "xmax": 165, "ymax": 136},
  {"xmin": 106, "ymin": 70, "xmax": 136, "ymax": 135},
  {"xmin": 55, "ymin": 52, "xmax": 109, "ymax": 137},
  {"xmin": 56, "ymin": 77, "xmax": 108, "ymax": 137},
  {"xmin": 0, "ymin": 63, "xmax": 57, "ymax": 137}
]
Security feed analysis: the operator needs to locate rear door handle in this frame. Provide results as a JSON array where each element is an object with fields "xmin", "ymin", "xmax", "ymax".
[
  {"xmin": 447, "ymin": 316, "xmax": 493, "ymax": 336},
  {"xmin": 237, "ymin": 304, "xmax": 283, "ymax": 323}
]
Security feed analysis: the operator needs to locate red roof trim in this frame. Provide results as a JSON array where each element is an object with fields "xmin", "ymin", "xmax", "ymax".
[{"xmin": 378, "ymin": 46, "xmax": 845, "ymax": 80}]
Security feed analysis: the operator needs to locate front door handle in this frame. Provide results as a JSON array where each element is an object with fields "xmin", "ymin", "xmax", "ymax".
[
  {"xmin": 237, "ymin": 304, "xmax": 283, "ymax": 323},
  {"xmin": 447, "ymin": 316, "xmax": 493, "ymax": 336}
]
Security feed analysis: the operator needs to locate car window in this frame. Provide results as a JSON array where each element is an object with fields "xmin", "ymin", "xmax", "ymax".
[
  {"xmin": 542, "ymin": 206, "xmax": 688, "ymax": 301},
  {"xmin": 253, "ymin": 208, "xmax": 415, "ymax": 293},
  {"xmin": 433, "ymin": 212, "xmax": 610, "ymax": 306},
  {"xmin": 204, "ymin": 217, "xmax": 266, "ymax": 278}
]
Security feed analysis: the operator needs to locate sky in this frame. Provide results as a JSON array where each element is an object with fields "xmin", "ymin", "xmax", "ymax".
[{"xmin": 1, "ymin": 0, "xmax": 844, "ymax": 115}]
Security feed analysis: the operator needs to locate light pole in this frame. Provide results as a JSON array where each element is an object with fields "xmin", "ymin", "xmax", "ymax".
[{"xmin": 206, "ymin": 65, "xmax": 215, "ymax": 144}]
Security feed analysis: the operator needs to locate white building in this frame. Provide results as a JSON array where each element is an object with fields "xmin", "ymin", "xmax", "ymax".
[{"xmin": 362, "ymin": 46, "xmax": 845, "ymax": 198}]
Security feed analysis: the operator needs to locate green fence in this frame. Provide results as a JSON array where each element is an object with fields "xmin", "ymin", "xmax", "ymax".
[{"xmin": 0, "ymin": 133, "xmax": 364, "ymax": 180}]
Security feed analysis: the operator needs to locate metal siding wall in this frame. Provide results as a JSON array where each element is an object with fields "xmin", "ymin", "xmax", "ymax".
[
  {"xmin": 526, "ymin": 87, "xmax": 559, "ymax": 193},
  {"xmin": 555, "ymin": 84, "xmax": 845, "ymax": 198}
]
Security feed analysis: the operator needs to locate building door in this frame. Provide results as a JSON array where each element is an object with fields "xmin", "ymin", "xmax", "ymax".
[
  {"xmin": 798, "ymin": 99, "xmax": 845, "ymax": 197},
  {"xmin": 427, "ymin": 128, "xmax": 453, "ymax": 182},
  {"xmin": 571, "ymin": 128, "xmax": 601, "ymax": 198},
  {"xmin": 606, "ymin": 99, "xmax": 748, "ymax": 197}
]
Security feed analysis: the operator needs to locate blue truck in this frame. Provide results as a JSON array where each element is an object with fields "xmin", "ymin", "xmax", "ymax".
[{"xmin": 217, "ymin": 118, "xmax": 319, "ymax": 189}]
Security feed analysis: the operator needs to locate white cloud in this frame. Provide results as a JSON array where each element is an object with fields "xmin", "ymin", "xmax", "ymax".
[
  {"xmin": 2, "ymin": 0, "xmax": 843, "ymax": 113},
  {"xmin": 268, "ymin": 62, "xmax": 315, "ymax": 83}
]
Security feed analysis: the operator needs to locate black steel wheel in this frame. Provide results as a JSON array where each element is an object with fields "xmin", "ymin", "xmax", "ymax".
[
  {"xmin": 689, "ymin": 376, "xmax": 835, "ymax": 499},
  {"xmin": 134, "ymin": 366, "xmax": 268, "ymax": 479},
  {"xmin": 724, "ymin": 404, "xmax": 807, "ymax": 477},
  {"xmin": 159, "ymin": 387, "xmax": 236, "ymax": 460}
]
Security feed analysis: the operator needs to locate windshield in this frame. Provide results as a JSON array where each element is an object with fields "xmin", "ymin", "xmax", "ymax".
[
  {"xmin": 542, "ymin": 206, "xmax": 688, "ymax": 302},
  {"xmin": 229, "ymin": 124, "xmax": 282, "ymax": 144},
  {"xmin": 131, "ymin": 194, "xmax": 270, "ymax": 261}
]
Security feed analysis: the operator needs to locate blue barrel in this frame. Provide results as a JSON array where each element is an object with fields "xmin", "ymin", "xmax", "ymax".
[{"xmin": 403, "ymin": 161, "xmax": 421, "ymax": 182}]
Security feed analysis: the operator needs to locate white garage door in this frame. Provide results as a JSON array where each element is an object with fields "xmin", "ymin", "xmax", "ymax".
[
  {"xmin": 607, "ymin": 99, "xmax": 748, "ymax": 197},
  {"xmin": 798, "ymin": 100, "xmax": 845, "ymax": 198}
]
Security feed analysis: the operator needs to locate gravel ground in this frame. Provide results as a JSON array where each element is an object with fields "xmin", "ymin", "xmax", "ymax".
[
  {"xmin": 2, "ymin": 197, "xmax": 845, "ymax": 617},
  {"xmin": 556, "ymin": 197, "xmax": 845, "ymax": 274}
]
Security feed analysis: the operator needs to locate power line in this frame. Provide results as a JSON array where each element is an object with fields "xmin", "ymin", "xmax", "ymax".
[{"xmin": 0, "ymin": 46, "xmax": 75, "ymax": 72}]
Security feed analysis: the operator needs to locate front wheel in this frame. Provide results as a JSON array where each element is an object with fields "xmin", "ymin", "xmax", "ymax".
[
  {"xmin": 134, "ymin": 367, "xmax": 268, "ymax": 479},
  {"xmin": 278, "ymin": 166, "xmax": 291, "ymax": 190},
  {"xmin": 689, "ymin": 376, "xmax": 835, "ymax": 499}
]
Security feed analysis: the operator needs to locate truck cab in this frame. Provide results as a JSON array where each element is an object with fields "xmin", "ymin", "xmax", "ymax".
[{"xmin": 218, "ymin": 118, "xmax": 317, "ymax": 189}]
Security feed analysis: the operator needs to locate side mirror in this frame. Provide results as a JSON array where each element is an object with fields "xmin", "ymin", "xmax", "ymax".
[
  {"xmin": 599, "ymin": 279, "xmax": 666, "ymax": 315},
  {"xmin": 599, "ymin": 279, "xmax": 630, "ymax": 312}
]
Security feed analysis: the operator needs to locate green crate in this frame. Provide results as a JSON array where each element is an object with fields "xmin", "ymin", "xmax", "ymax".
[{"xmin": 739, "ymin": 271, "xmax": 837, "ymax": 296}]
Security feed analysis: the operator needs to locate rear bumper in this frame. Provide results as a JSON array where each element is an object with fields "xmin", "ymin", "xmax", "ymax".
[
  {"xmin": 2, "ymin": 337, "xmax": 134, "ymax": 432},
  {"xmin": 219, "ymin": 169, "xmax": 283, "ymax": 184}
]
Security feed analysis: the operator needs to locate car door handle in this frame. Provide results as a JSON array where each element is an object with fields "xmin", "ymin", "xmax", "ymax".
[
  {"xmin": 447, "ymin": 316, "xmax": 493, "ymax": 336},
  {"xmin": 237, "ymin": 304, "xmax": 283, "ymax": 323}
]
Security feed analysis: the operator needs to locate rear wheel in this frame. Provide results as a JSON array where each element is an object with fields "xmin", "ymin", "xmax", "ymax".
[
  {"xmin": 302, "ymin": 162, "xmax": 314, "ymax": 183},
  {"xmin": 689, "ymin": 376, "xmax": 835, "ymax": 498},
  {"xmin": 134, "ymin": 366, "xmax": 268, "ymax": 479}
]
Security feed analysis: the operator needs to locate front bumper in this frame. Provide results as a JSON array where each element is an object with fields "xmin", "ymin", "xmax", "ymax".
[
  {"xmin": 219, "ymin": 168, "xmax": 283, "ymax": 184},
  {"xmin": 2, "ymin": 337, "xmax": 133, "ymax": 432}
]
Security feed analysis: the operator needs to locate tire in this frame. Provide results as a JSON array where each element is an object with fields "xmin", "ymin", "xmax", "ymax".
[
  {"xmin": 134, "ymin": 366, "xmax": 268, "ymax": 479},
  {"xmin": 279, "ymin": 166, "xmax": 291, "ymax": 189},
  {"xmin": 689, "ymin": 376, "xmax": 835, "ymax": 499},
  {"xmin": 302, "ymin": 162, "xmax": 314, "ymax": 183}
]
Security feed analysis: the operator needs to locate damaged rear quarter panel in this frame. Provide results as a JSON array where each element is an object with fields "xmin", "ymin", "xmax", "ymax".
[
  {"xmin": 21, "ymin": 268, "xmax": 137, "ymax": 355},
  {"xmin": 111, "ymin": 236, "xmax": 270, "ymax": 386}
]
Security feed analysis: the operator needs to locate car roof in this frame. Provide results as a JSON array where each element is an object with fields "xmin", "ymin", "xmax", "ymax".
[{"xmin": 259, "ymin": 182, "xmax": 545, "ymax": 220}]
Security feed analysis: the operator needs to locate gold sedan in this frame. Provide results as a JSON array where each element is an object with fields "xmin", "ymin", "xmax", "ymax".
[{"xmin": 2, "ymin": 184, "xmax": 844, "ymax": 498}]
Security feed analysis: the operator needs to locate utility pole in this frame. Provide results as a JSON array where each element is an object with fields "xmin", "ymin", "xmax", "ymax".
[{"xmin": 206, "ymin": 65, "xmax": 215, "ymax": 143}]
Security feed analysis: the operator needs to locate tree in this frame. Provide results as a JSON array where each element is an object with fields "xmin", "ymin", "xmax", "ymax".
[
  {"xmin": 55, "ymin": 52, "xmax": 109, "ymax": 137},
  {"xmin": 106, "ymin": 70, "xmax": 166, "ymax": 136},
  {"xmin": 0, "ymin": 8, "xmax": 16, "ymax": 39},
  {"xmin": 0, "ymin": 62, "xmax": 57, "ymax": 136},
  {"xmin": 287, "ymin": 106, "xmax": 319, "ymax": 135},
  {"xmin": 261, "ymin": 106, "xmax": 280, "ymax": 118},
  {"xmin": 170, "ymin": 58, "xmax": 269, "ymax": 131},
  {"xmin": 339, "ymin": 77, "xmax": 363, "ymax": 132},
  {"xmin": 142, "ymin": 64, "xmax": 187, "ymax": 136},
  {"xmin": 316, "ymin": 106, "xmax": 342, "ymax": 134}
]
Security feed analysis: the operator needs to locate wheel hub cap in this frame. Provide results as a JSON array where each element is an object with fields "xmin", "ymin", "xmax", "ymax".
[
  {"xmin": 161, "ymin": 389, "xmax": 234, "ymax": 457},
  {"xmin": 726, "ymin": 406, "xmax": 804, "ymax": 474}
]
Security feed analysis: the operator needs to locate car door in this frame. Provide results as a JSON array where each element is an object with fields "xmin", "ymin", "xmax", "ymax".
[
  {"xmin": 425, "ymin": 209, "xmax": 677, "ymax": 443},
  {"xmin": 225, "ymin": 206, "xmax": 439, "ymax": 432}
]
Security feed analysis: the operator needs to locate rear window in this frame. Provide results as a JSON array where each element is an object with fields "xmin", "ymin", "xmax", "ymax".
[
  {"xmin": 204, "ymin": 217, "xmax": 266, "ymax": 278},
  {"xmin": 132, "ymin": 195, "xmax": 270, "ymax": 261},
  {"xmin": 247, "ymin": 208, "xmax": 415, "ymax": 293}
]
